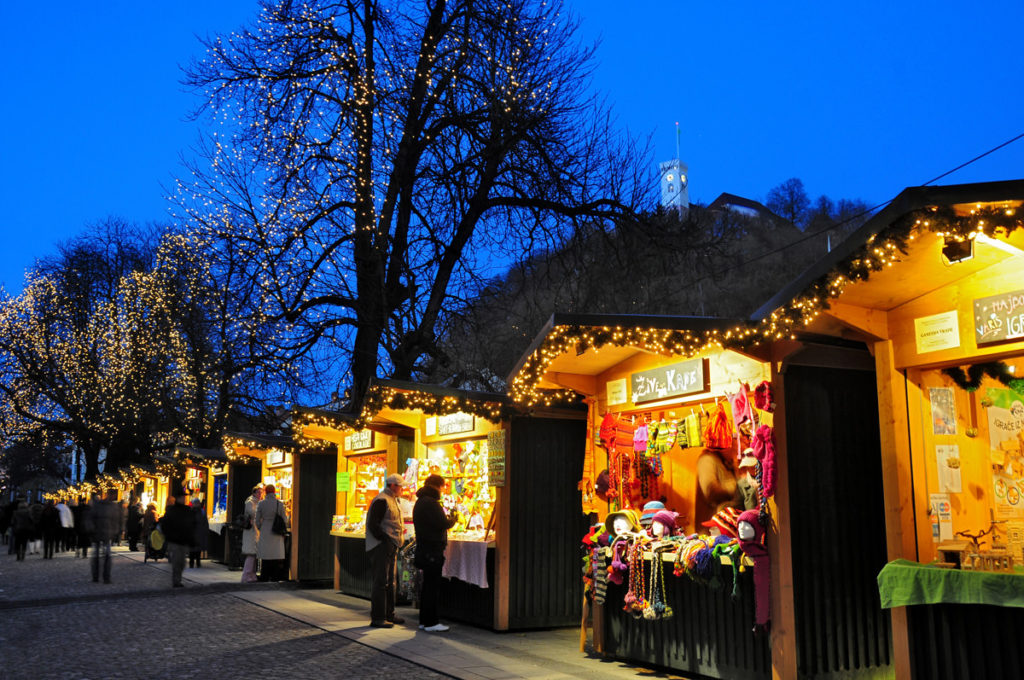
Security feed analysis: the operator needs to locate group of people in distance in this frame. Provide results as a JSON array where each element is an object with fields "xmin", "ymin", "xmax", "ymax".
[
  {"xmin": 366, "ymin": 472, "xmax": 456, "ymax": 632},
  {"xmin": 239, "ymin": 484, "xmax": 290, "ymax": 583}
]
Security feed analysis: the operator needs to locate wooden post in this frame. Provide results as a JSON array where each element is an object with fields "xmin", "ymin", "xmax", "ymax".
[
  {"xmin": 873, "ymin": 339, "xmax": 914, "ymax": 679},
  {"xmin": 768, "ymin": 360, "xmax": 798, "ymax": 680},
  {"xmin": 493, "ymin": 422, "xmax": 512, "ymax": 630}
]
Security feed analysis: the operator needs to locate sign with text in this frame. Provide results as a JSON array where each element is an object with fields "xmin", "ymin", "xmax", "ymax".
[
  {"xmin": 974, "ymin": 289, "xmax": 1024, "ymax": 346},
  {"xmin": 437, "ymin": 412, "xmax": 475, "ymax": 436},
  {"xmin": 487, "ymin": 430, "xmax": 506, "ymax": 487},
  {"xmin": 344, "ymin": 429, "xmax": 374, "ymax": 451},
  {"xmin": 336, "ymin": 472, "xmax": 351, "ymax": 492},
  {"xmin": 630, "ymin": 358, "xmax": 708, "ymax": 404},
  {"xmin": 914, "ymin": 311, "xmax": 960, "ymax": 353},
  {"xmin": 606, "ymin": 378, "xmax": 627, "ymax": 406}
]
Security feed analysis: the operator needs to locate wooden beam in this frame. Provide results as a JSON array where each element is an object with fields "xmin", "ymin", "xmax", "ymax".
[
  {"xmin": 825, "ymin": 301, "xmax": 889, "ymax": 341},
  {"xmin": 873, "ymin": 339, "xmax": 914, "ymax": 680},
  {"xmin": 768, "ymin": 362, "xmax": 798, "ymax": 680},
  {"xmin": 493, "ymin": 421, "xmax": 512, "ymax": 631},
  {"xmin": 544, "ymin": 372, "xmax": 597, "ymax": 396}
]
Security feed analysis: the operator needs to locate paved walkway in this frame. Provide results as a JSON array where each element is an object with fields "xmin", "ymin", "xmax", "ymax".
[{"xmin": 1, "ymin": 543, "xmax": 684, "ymax": 680}]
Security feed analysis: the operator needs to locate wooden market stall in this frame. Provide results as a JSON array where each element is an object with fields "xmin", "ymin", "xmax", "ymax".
[
  {"xmin": 750, "ymin": 178, "xmax": 1024, "ymax": 680},
  {"xmin": 507, "ymin": 313, "xmax": 777, "ymax": 680},
  {"xmin": 293, "ymin": 378, "xmax": 588, "ymax": 631},
  {"xmin": 220, "ymin": 431, "xmax": 336, "ymax": 583},
  {"xmin": 172, "ymin": 446, "xmax": 236, "ymax": 562}
]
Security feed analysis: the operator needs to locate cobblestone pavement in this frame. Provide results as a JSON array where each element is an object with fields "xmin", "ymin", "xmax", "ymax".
[{"xmin": 0, "ymin": 546, "xmax": 447, "ymax": 679}]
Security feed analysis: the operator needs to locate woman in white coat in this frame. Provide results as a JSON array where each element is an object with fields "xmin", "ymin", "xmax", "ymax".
[
  {"xmin": 255, "ymin": 484, "xmax": 290, "ymax": 581},
  {"xmin": 240, "ymin": 486, "xmax": 262, "ymax": 583}
]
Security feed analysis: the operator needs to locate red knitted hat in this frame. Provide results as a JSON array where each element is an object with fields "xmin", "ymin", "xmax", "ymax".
[{"xmin": 701, "ymin": 506, "xmax": 742, "ymax": 538}]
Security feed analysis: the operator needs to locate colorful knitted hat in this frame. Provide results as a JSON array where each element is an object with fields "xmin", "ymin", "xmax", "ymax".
[
  {"xmin": 701, "ymin": 506, "xmax": 742, "ymax": 538},
  {"xmin": 605, "ymin": 508, "xmax": 643, "ymax": 536},
  {"xmin": 639, "ymin": 500, "xmax": 666, "ymax": 527},
  {"xmin": 633, "ymin": 423, "xmax": 649, "ymax": 452},
  {"xmin": 754, "ymin": 380, "xmax": 775, "ymax": 412},
  {"xmin": 737, "ymin": 509, "xmax": 765, "ymax": 543},
  {"xmin": 651, "ymin": 510, "xmax": 678, "ymax": 531}
]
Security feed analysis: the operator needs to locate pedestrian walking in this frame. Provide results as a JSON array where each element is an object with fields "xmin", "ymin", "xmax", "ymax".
[
  {"xmin": 160, "ymin": 492, "xmax": 195, "ymax": 588},
  {"xmin": 28, "ymin": 498, "xmax": 43, "ymax": 555},
  {"xmin": 12, "ymin": 500, "xmax": 33, "ymax": 561},
  {"xmin": 365, "ymin": 474, "xmax": 405, "ymax": 628},
  {"xmin": 255, "ymin": 485, "xmax": 289, "ymax": 581},
  {"xmin": 413, "ymin": 474, "xmax": 458, "ymax": 632},
  {"xmin": 73, "ymin": 497, "xmax": 92, "ymax": 559},
  {"xmin": 240, "ymin": 486, "xmax": 262, "ymax": 583},
  {"xmin": 189, "ymin": 498, "xmax": 209, "ymax": 568},
  {"xmin": 90, "ymin": 490, "xmax": 120, "ymax": 583},
  {"xmin": 142, "ymin": 503, "xmax": 160, "ymax": 562},
  {"xmin": 40, "ymin": 500, "xmax": 61, "ymax": 559}
]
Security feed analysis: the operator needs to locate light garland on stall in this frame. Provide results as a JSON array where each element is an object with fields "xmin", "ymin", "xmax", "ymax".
[{"xmin": 510, "ymin": 203, "xmax": 1023, "ymax": 406}]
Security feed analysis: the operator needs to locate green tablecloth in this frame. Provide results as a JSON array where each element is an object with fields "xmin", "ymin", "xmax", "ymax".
[{"xmin": 877, "ymin": 559, "xmax": 1024, "ymax": 609}]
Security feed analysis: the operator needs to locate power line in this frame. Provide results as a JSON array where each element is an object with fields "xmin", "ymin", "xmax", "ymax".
[{"xmin": 661, "ymin": 130, "xmax": 1024, "ymax": 303}]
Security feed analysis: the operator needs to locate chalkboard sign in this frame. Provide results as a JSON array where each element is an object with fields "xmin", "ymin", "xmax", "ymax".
[
  {"xmin": 974, "ymin": 289, "xmax": 1024, "ymax": 346},
  {"xmin": 438, "ymin": 412, "xmax": 475, "ymax": 436},
  {"xmin": 630, "ymin": 358, "xmax": 708, "ymax": 404},
  {"xmin": 345, "ymin": 429, "xmax": 374, "ymax": 451}
]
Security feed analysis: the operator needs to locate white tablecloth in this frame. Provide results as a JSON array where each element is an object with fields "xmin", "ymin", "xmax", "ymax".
[{"xmin": 442, "ymin": 539, "xmax": 489, "ymax": 589}]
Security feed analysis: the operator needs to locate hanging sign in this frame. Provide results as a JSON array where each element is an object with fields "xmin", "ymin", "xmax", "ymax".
[
  {"xmin": 974, "ymin": 289, "xmax": 1024, "ymax": 346},
  {"xmin": 266, "ymin": 450, "xmax": 287, "ymax": 466},
  {"xmin": 345, "ymin": 430, "xmax": 374, "ymax": 451},
  {"xmin": 914, "ymin": 311, "xmax": 960, "ymax": 353},
  {"xmin": 630, "ymin": 358, "xmax": 708, "ymax": 404},
  {"xmin": 438, "ymin": 412, "xmax": 475, "ymax": 436},
  {"xmin": 606, "ymin": 378, "xmax": 627, "ymax": 406},
  {"xmin": 487, "ymin": 430, "xmax": 506, "ymax": 487}
]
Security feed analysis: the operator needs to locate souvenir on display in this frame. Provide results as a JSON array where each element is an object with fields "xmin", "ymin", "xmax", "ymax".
[{"xmin": 737, "ymin": 509, "xmax": 771, "ymax": 633}]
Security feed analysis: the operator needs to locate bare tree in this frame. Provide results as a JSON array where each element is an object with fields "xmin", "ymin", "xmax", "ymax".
[
  {"xmin": 765, "ymin": 177, "xmax": 811, "ymax": 228},
  {"xmin": 179, "ymin": 0, "xmax": 650, "ymax": 410}
]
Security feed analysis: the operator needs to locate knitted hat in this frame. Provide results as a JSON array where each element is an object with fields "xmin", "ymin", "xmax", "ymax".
[
  {"xmin": 754, "ymin": 380, "xmax": 775, "ymax": 412},
  {"xmin": 605, "ymin": 508, "xmax": 642, "ymax": 536},
  {"xmin": 633, "ymin": 423, "xmax": 649, "ymax": 452},
  {"xmin": 651, "ymin": 510, "xmax": 678, "ymax": 531},
  {"xmin": 701, "ymin": 506, "xmax": 742, "ymax": 538},
  {"xmin": 639, "ymin": 500, "xmax": 666, "ymax": 527},
  {"xmin": 737, "ymin": 509, "xmax": 765, "ymax": 544},
  {"xmin": 594, "ymin": 469, "xmax": 610, "ymax": 498}
]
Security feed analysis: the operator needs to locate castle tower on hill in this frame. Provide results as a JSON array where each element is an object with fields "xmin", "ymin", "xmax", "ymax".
[{"xmin": 659, "ymin": 159, "xmax": 689, "ymax": 214}]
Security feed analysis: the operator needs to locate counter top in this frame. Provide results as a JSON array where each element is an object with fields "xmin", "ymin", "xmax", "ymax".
[{"xmin": 877, "ymin": 558, "xmax": 1024, "ymax": 609}]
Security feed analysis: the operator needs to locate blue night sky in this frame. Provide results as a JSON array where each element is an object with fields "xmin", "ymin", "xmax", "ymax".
[{"xmin": 2, "ymin": 1, "xmax": 1022, "ymax": 294}]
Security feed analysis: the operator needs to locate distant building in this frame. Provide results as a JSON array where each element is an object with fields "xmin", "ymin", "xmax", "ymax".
[
  {"xmin": 659, "ymin": 159, "xmax": 689, "ymax": 214},
  {"xmin": 707, "ymin": 192, "xmax": 780, "ymax": 221}
]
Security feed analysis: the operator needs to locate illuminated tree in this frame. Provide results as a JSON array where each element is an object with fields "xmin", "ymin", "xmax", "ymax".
[{"xmin": 179, "ymin": 0, "xmax": 649, "ymax": 410}]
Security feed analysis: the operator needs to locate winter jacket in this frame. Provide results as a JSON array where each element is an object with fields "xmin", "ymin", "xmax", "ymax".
[
  {"xmin": 90, "ymin": 499, "xmax": 122, "ymax": 542},
  {"xmin": 255, "ymin": 494, "xmax": 289, "ymax": 560},
  {"xmin": 192, "ymin": 506, "xmax": 210, "ymax": 550},
  {"xmin": 365, "ymin": 489, "xmax": 402, "ymax": 552},
  {"xmin": 413, "ymin": 485, "xmax": 457, "ymax": 557},
  {"xmin": 161, "ymin": 502, "xmax": 196, "ymax": 546}
]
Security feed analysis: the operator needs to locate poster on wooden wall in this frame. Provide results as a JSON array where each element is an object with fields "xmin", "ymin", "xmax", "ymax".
[
  {"xmin": 929, "ymin": 387, "xmax": 957, "ymax": 435},
  {"xmin": 986, "ymin": 388, "xmax": 1024, "ymax": 519},
  {"xmin": 935, "ymin": 445, "xmax": 962, "ymax": 493}
]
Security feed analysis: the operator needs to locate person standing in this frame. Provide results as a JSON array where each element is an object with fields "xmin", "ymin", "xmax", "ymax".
[
  {"xmin": 189, "ymin": 498, "xmax": 209, "ymax": 568},
  {"xmin": 90, "ymin": 490, "xmax": 120, "ymax": 583},
  {"xmin": 126, "ymin": 501, "xmax": 142, "ymax": 551},
  {"xmin": 413, "ymin": 474, "xmax": 458, "ymax": 632},
  {"xmin": 73, "ymin": 497, "xmax": 92, "ymax": 559},
  {"xmin": 56, "ymin": 498, "xmax": 74, "ymax": 553},
  {"xmin": 40, "ymin": 500, "xmax": 61, "ymax": 559},
  {"xmin": 255, "ymin": 485, "xmax": 289, "ymax": 581},
  {"xmin": 12, "ymin": 500, "xmax": 33, "ymax": 561},
  {"xmin": 240, "ymin": 486, "xmax": 263, "ymax": 583},
  {"xmin": 28, "ymin": 498, "xmax": 44, "ymax": 555},
  {"xmin": 161, "ymin": 493, "xmax": 196, "ymax": 588},
  {"xmin": 142, "ymin": 503, "xmax": 159, "ymax": 562},
  {"xmin": 365, "ymin": 474, "xmax": 406, "ymax": 628}
]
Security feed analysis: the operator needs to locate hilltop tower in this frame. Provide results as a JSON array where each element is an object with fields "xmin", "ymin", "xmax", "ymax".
[{"xmin": 659, "ymin": 159, "xmax": 689, "ymax": 215}]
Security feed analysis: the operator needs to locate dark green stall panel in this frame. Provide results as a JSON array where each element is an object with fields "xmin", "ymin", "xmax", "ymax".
[
  {"xmin": 337, "ymin": 534, "xmax": 372, "ymax": 598},
  {"xmin": 296, "ymin": 453, "xmax": 337, "ymax": 584},
  {"xmin": 603, "ymin": 563, "xmax": 770, "ymax": 679},
  {"xmin": 230, "ymin": 462, "xmax": 262, "ymax": 521},
  {"xmin": 507, "ymin": 416, "xmax": 588, "ymax": 629},
  {"xmin": 907, "ymin": 603, "xmax": 1024, "ymax": 679},
  {"xmin": 784, "ymin": 363, "xmax": 892, "ymax": 679}
]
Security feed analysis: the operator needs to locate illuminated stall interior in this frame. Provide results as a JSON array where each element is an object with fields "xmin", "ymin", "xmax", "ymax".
[{"xmin": 749, "ymin": 179, "xmax": 1024, "ymax": 679}]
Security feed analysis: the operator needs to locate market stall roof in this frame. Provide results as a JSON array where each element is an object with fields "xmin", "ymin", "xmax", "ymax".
[
  {"xmin": 294, "ymin": 378, "xmax": 513, "ymax": 441},
  {"xmin": 507, "ymin": 312, "xmax": 748, "ymax": 406},
  {"xmin": 751, "ymin": 179, "xmax": 1024, "ymax": 324},
  {"xmin": 222, "ymin": 431, "xmax": 300, "ymax": 452},
  {"xmin": 173, "ymin": 446, "xmax": 229, "ymax": 466}
]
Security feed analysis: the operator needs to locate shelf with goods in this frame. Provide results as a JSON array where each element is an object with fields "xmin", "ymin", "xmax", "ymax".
[{"xmin": 414, "ymin": 437, "xmax": 495, "ymax": 541}]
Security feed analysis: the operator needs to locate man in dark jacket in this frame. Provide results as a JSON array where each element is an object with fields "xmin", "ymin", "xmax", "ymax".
[
  {"xmin": 160, "ymin": 492, "xmax": 196, "ymax": 588},
  {"xmin": 90, "ymin": 490, "xmax": 121, "ymax": 583},
  {"xmin": 412, "ymin": 474, "xmax": 458, "ymax": 632}
]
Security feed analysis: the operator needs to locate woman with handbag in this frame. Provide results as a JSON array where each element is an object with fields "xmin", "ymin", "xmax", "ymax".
[
  {"xmin": 255, "ymin": 484, "xmax": 289, "ymax": 581},
  {"xmin": 240, "ymin": 486, "xmax": 262, "ymax": 583},
  {"xmin": 412, "ymin": 474, "xmax": 458, "ymax": 632}
]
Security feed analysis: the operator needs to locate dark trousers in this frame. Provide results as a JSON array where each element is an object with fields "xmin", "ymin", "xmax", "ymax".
[
  {"xmin": 15, "ymin": 530, "xmax": 30, "ymax": 560},
  {"xmin": 188, "ymin": 548, "xmax": 202, "ymax": 568},
  {"xmin": 418, "ymin": 554, "xmax": 445, "ymax": 627},
  {"xmin": 91, "ymin": 540, "xmax": 112, "ymax": 582},
  {"xmin": 370, "ymin": 542, "xmax": 398, "ymax": 623},
  {"xmin": 43, "ymin": 530, "xmax": 59, "ymax": 558}
]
